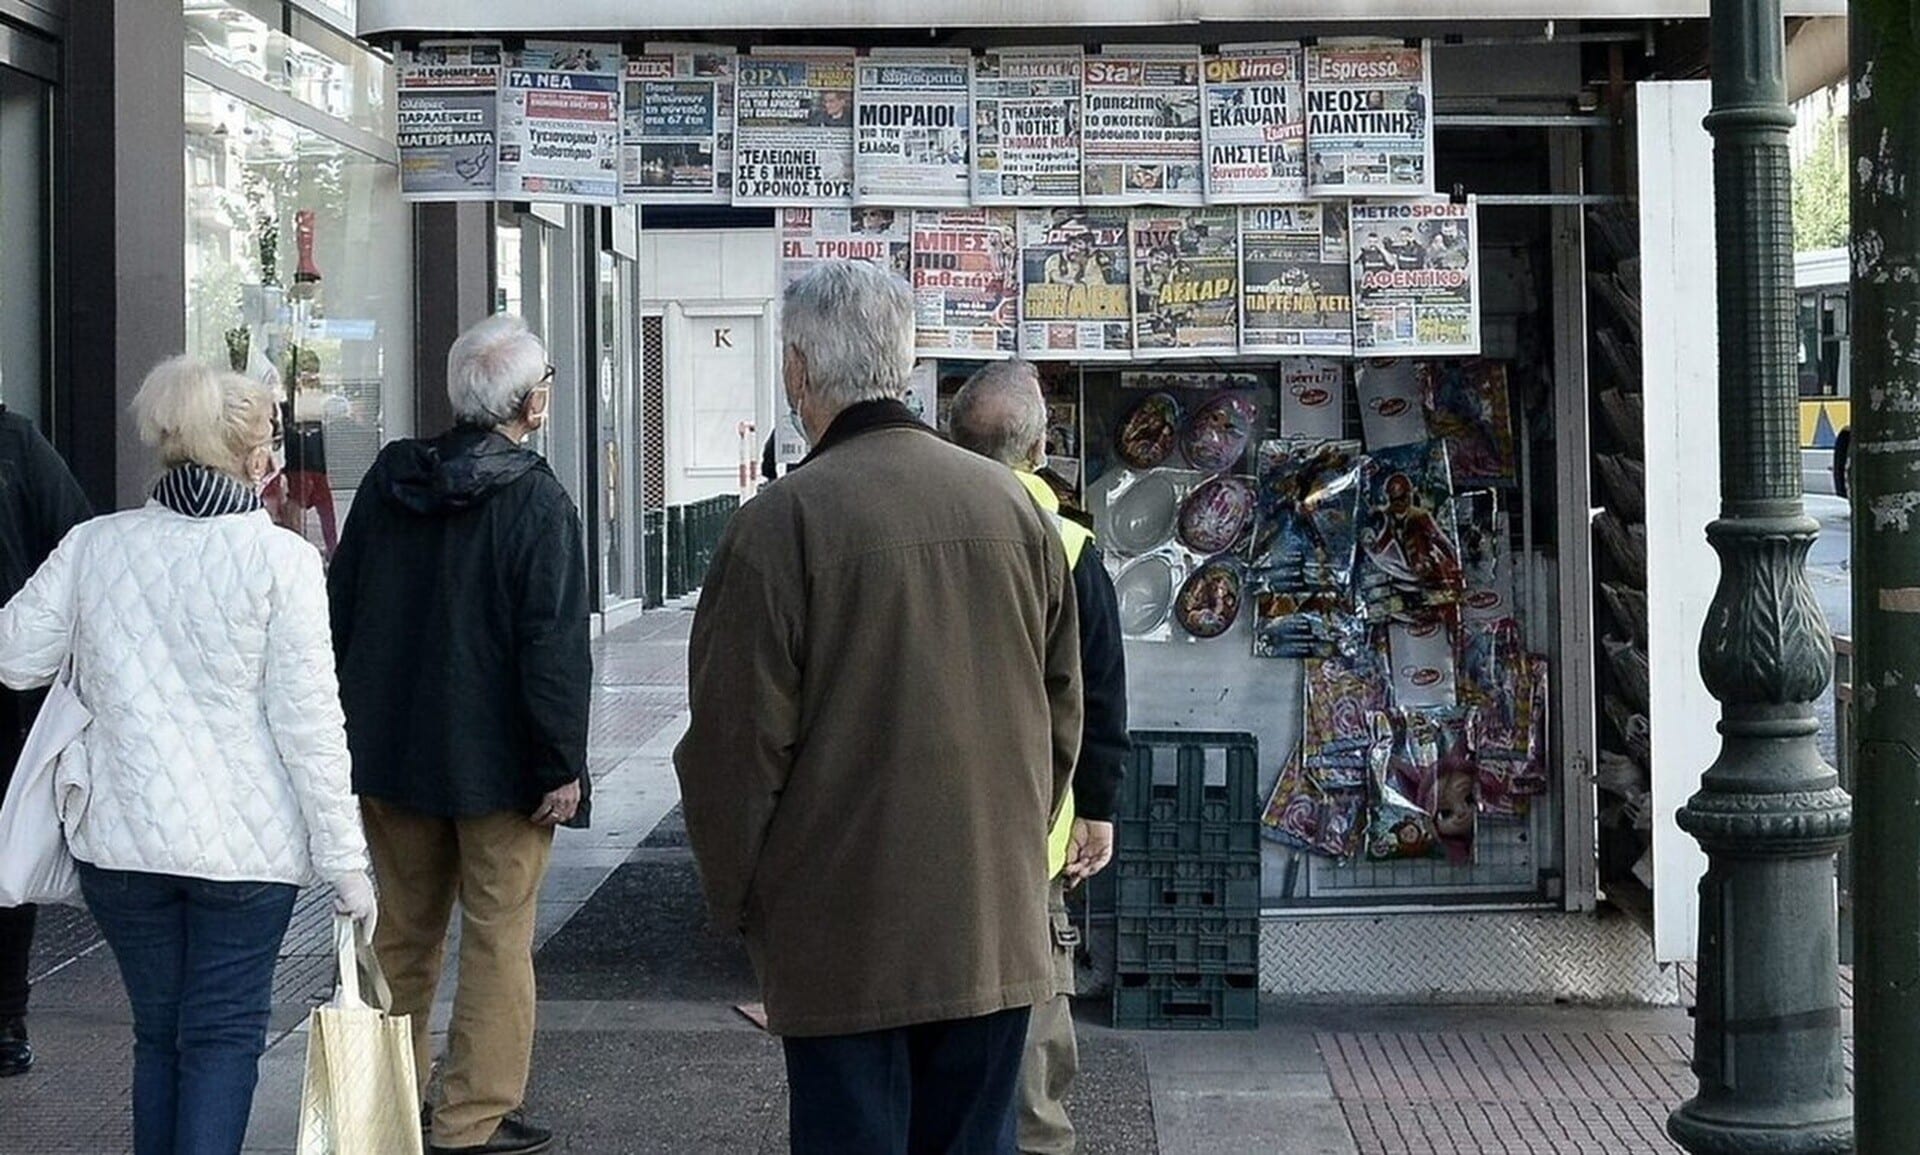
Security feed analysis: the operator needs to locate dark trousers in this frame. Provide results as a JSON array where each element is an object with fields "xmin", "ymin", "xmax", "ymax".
[
  {"xmin": 783, "ymin": 1006, "xmax": 1031, "ymax": 1155},
  {"xmin": 0, "ymin": 707, "xmax": 30, "ymax": 1020},
  {"xmin": 78, "ymin": 863, "xmax": 297, "ymax": 1155},
  {"xmin": 0, "ymin": 902, "xmax": 33, "ymax": 1018}
]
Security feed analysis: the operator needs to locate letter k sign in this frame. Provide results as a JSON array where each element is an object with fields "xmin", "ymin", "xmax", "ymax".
[{"xmin": 713, "ymin": 328, "xmax": 733, "ymax": 349}]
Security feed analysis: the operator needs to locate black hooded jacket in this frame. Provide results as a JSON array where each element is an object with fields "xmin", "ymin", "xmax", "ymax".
[
  {"xmin": 329, "ymin": 426, "xmax": 592, "ymax": 827},
  {"xmin": 0, "ymin": 409, "xmax": 90, "ymax": 779}
]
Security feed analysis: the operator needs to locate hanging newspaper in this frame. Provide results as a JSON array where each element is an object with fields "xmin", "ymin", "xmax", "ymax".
[
  {"xmin": 1351, "ymin": 198, "xmax": 1481, "ymax": 356},
  {"xmin": 397, "ymin": 42, "xmax": 502, "ymax": 202},
  {"xmin": 1082, "ymin": 47, "xmax": 1206, "ymax": 206},
  {"xmin": 1130, "ymin": 207, "xmax": 1240, "ymax": 358},
  {"xmin": 778, "ymin": 208, "xmax": 912, "ymax": 288},
  {"xmin": 1304, "ymin": 40, "xmax": 1434, "ymax": 197},
  {"xmin": 620, "ymin": 55, "xmax": 720, "ymax": 202},
  {"xmin": 618, "ymin": 43, "xmax": 729, "ymax": 202},
  {"xmin": 972, "ymin": 48, "xmax": 1083, "ymax": 204},
  {"xmin": 497, "ymin": 42, "xmax": 622, "ymax": 205},
  {"xmin": 733, "ymin": 50, "xmax": 856, "ymax": 207},
  {"xmin": 1239, "ymin": 203, "xmax": 1354, "ymax": 356},
  {"xmin": 912, "ymin": 209, "xmax": 1019, "ymax": 359},
  {"xmin": 1201, "ymin": 44, "xmax": 1307, "ymax": 202},
  {"xmin": 854, "ymin": 52, "xmax": 972, "ymax": 207},
  {"xmin": 1017, "ymin": 209, "xmax": 1132, "ymax": 360}
]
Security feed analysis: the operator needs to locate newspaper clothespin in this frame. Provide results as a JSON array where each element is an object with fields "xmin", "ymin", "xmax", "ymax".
[{"xmin": 1450, "ymin": 183, "xmax": 1469, "ymax": 206}]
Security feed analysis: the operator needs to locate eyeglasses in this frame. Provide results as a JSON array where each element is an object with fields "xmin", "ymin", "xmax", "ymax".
[{"xmin": 538, "ymin": 365, "xmax": 556, "ymax": 387}]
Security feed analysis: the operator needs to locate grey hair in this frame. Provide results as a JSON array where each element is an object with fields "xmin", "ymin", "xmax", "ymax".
[
  {"xmin": 782, "ymin": 261, "xmax": 915, "ymax": 412},
  {"xmin": 131, "ymin": 355, "xmax": 277, "ymax": 478},
  {"xmin": 448, "ymin": 313, "xmax": 548, "ymax": 426},
  {"xmin": 951, "ymin": 359, "xmax": 1047, "ymax": 469}
]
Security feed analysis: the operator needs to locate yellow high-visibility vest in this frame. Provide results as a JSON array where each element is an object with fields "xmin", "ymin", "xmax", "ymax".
[{"xmin": 1016, "ymin": 470, "xmax": 1093, "ymax": 880}]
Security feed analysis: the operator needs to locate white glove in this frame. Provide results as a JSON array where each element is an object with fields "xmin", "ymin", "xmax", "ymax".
[{"xmin": 331, "ymin": 870, "xmax": 379, "ymax": 937}]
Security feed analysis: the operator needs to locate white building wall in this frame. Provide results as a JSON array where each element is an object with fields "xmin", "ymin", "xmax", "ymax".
[{"xmin": 640, "ymin": 228, "xmax": 782, "ymax": 506}]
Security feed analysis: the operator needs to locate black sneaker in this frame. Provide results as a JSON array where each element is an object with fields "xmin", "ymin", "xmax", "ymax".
[
  {"xmin": 0, "ymin": 1017, "xmax": 30, "ymax": 1078},
  {"xmin": 427, "ymin": 1110, "xmax": 553, "ymax": 1154}
]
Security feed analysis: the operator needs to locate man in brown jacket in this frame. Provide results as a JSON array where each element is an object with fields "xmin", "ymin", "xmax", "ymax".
[{"xmin": 674, "ymin": 260, "xmax": 1083, "ymax": 1155}]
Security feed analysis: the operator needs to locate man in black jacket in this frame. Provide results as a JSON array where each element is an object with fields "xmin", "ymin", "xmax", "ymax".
[
  {"xmin": 330, "ymin": 314, "xmax": 590, "ymax": 1155},
  {"xmin": 951, "ymin": 360, "xmax": 1129, "ymax": 1155},
  {"xmin": 0, "ymin": 394, "xmax": 91, "ymax": 1078}
]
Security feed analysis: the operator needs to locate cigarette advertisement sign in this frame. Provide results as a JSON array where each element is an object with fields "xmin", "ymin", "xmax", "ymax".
[
  {"xmin": 854, "ymin": 53, "xmax": 973, "ymax": 207},
  {"xmin": 1304, "ymin": 41, "xmax": 1434, "ymax": 197},
  {"xmin": 621, "ymin": 54, "xmax": 719, "ymax": 202},
  {"xmin": 1130, "ymin": 207, "xmax": 1240, "ymax": 357},
  {"xmin": 1239, "ymin": 202, "xmax": 1353, "ymax": 356},
  {"xmin": 1018, "ymin": 208, "xmax": 1132, "ymax": 360},
  {"xmin": 397, "ymin": 41, "xmax": 501, "ymax": 202},
  {"xmin": 497, "ymin": 42, "xmax": 622, "ymax": 205},
  {"xmin": 733, "ymin": 50, "xmax": 856, "ymax": 206},
  {"xmin": 779, "ymin": 207, "xmax": 912, "ymax": 288},
  {"xmin": 1202, "ymin": 45, "xmax": 1307, "ymax": 203},
  {"xmin": 1350, "ymin": 198, "xmax": 1481, "ymax": 356},
  {"xmin": 913, "ymin": 209, "xmax": 1020, "ymax": 359},
  {"xmin": 1082, "ymin": 48, "xmax": 1205, "ymax": 206},
  {"xmin": 972, "ymin": 48, "xmax": 1084, "ymax": 205}
]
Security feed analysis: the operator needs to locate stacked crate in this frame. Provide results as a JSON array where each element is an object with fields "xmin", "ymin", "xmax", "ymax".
[{"xmin": 1108, "ymin": 730, "xmax": 1261, "ymax": 1030}]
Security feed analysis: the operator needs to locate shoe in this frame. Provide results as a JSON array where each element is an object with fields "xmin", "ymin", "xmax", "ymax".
[
  {"xmin": 427, "ymin": 1110, "xmax": 553, "ymax": 1154},
  {"xmin": 0, "ymin": 1017, "xmax": 30, "ymax": 1077}
]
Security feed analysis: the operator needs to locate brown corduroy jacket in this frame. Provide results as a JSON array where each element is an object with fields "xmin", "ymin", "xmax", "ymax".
[{"xmin": 674, "ymin": 399, "xmax": 1082, "ymax": 1038}]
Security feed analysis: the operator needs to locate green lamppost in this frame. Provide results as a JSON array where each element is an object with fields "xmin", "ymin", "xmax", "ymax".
[{"xmin": 1666, "ymin": 0, "xmax": 1854, "ymax": 1150}]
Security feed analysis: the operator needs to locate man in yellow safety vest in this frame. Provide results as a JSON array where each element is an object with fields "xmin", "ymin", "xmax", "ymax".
[{"xmin": 952, "ymin": 360, "xmax": 1131, "ymax": 1155}]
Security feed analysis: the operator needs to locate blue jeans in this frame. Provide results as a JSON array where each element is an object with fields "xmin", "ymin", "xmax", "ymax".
[{"xmin": 77, "ymin": 862, "xmax": 297, "ymax": 1155}]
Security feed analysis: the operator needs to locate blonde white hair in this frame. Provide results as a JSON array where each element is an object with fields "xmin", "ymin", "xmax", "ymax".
[
  {"xmin": 782, "ymin": 262, "xmax": 915, "ymax": 412},
  {"xmin": 448, "ymin": 313, "xmax": 548, "ymax": 427},
  {"xmin": 131, "ymin": 355, "xmax": 277, "ymax": 478}
]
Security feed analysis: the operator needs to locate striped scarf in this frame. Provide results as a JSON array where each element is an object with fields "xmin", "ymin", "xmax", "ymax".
[{"xmin": 151, "ymin": 464, "xmax": 263, "ymax": 519}]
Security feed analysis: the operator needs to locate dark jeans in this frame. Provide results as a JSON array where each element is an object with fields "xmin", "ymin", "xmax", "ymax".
[
  {"xmin": 77, "ymin": 863, "xmax": 297, "ymax": 1155},
  {"xmin": 0, "ymin": 902, "xmax": 32, "ymax": 1018},
  {"xmin": 783, "ymin": 1006, "xmax": 1031, "ymax": 1155}
]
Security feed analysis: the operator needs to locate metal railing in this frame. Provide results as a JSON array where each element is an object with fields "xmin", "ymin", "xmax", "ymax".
[{"xmin": 642, "ymin": 495, "xmax": 739, "ymax": 608}]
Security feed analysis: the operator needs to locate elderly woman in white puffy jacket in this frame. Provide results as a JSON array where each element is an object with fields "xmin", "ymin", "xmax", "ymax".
[{"xmin": 0, "ymin": 356, "xmax": 376, "ymax": 1155}]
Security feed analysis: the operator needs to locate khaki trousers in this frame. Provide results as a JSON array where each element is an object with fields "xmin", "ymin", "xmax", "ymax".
[
  {"xmin": 1016, "ymin": 877, "xmax": 1080, "ymax": 1154},
  {"xmin": 361, "ymin": 798, "xmax": 554, "ymax": 1148}
]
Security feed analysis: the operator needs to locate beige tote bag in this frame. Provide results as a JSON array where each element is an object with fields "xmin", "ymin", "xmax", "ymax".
[{"xmin": 295, "ymin": 914, "xmax": 423, "ymax": 1155}]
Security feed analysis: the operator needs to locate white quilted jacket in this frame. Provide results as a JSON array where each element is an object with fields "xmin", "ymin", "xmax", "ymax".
[{"xmin": 0, "ymin": 503, "xmax": 368, "ymax": 885}]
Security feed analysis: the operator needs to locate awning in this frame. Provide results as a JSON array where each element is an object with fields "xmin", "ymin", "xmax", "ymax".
[{"xmin": 360, "ymin": 0, "xmax": 1843, "ymax": 35}]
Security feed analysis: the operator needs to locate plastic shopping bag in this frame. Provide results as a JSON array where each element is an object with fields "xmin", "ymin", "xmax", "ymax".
[
  {"xmin": 296, "ymin": 914, "xmax": 423, "ymax": 1155},
  {"xmin": 0, "ymin": 660, "xmax": 90, "ymax": 906}
]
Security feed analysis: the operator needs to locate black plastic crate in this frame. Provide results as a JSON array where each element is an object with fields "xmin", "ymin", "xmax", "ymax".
[
  {"xmin": 1114, "ymin": 857, "xmax": 1260, "ymax": 917},
  {"xmin": 1117, "ymin": 816, "xmax": 1262, "ymax": 858},
  {"xmin": 1115, "ymin": 913, "xmax": 1259, "ymax": 975},
  {"xmin": 1117, "ymin": 731, "xmax": 1261, "ymax": 844},
  {"xmin": 1112, "ymin": 971, "xmax": 1259, "ymax": 1030}
]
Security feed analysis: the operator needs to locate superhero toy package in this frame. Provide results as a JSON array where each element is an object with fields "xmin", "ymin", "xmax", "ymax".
[
  {"xmin": 1357, "ymin": 439, "xmax": 1464, "ymax": 620},
  {"xmin": 1420, "ymin": 359, "xmax": 1517, "ymax": 487},
  {"xmin": 1247, "ymin": 437, "xmax": 1365, "ymax": 596},
  {"xmin": 1262, "ymin": 746, "xmax": 1365, "ymax": 859},
  {"xmin": 1366, "ymin": 707, "xmax": 1479, "ymax": 865},
  {"xmin": 1300, "ymin": 648, "xmax": 1391, "ymax": 790},
  {"xmin": 1253, "ymin": 590, "xmax": 1364, "ymax": 659},
  {"xmin": 1459, "ymin": 618, "xmax": 1539, "ymax": 818}
]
